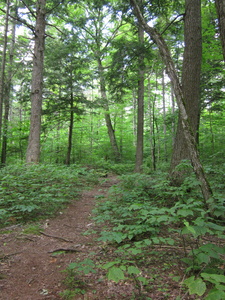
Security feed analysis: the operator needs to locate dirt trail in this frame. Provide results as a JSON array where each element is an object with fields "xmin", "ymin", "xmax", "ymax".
[{"xmin": 0, "ymin": 176, "xmax": 119, "ymax": 300}]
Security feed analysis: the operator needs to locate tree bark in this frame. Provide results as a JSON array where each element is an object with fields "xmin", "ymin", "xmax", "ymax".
[
  {"xmin": 1, "ymin": 6, "xmax": 16, "ymax": 166},
  {"xmin": 65, "ymin": 89, "xmax": 74, "ymax": 166},
  {"xmin": 170, "ymin": 0, "xmax": 202, "ymax": 184},
  {"xmin": 215, "ymin": 0, "xmax": 225, "ymax": 61},
  {"xmin": 135, "ymin": 15, "xmax": 145, "ymax": 172},
  {"xmin": 147, "ymin": 75, "xmax": 156, "ymax": 171},
  {"xmin": 26, "ymin": 0, "xmax": 46, "ymax": 164},
  {"xmin": 0, "ymin": 0, "xmax": 10, "ymax": 141},
  {"xmin": 130, "ymin": 0, "xmax": 213, "ymax": 205},
  {"xmin": 97, "ymin": 57, "xmax": 121, "ymax": 162},
  {"xmin": 162, "ymin": 69, "xmax": 167, "ymax": 161}
]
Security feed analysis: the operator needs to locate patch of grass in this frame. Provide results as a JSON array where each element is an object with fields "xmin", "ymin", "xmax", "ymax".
[{"xmin": 21, "ymin": 224, "xmax": 42, "ymax": 235}]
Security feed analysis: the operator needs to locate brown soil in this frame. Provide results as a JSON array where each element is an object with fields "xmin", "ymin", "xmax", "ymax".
[{"xmin": 0, "ymin": 175, "xmax": 192, "ymax": 300}]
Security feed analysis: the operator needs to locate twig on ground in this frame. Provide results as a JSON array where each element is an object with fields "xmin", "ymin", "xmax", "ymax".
[{"xmin": 40, "ymin": 231, "xmax": 73, "ymax": 243}]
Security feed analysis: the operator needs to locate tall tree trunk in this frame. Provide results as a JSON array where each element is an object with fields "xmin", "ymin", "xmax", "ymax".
[
  {"xmin": 97, "ymin": 58, "xmax": 121, "ymax": 162},
  {"xmin": 130, "ymin": 0, "xmax": 213, "ymax": 205},
  {"xmin": 170, "ymin": 0, "xmax": 202, "ymax": 184},
  {"xmin": 65, "ymin": 90, "xmax": 74, "ymax": 165},
  {"xmin": 147, "ymin": 68, "xmax": 156, "ymax": 170},
  {"xmin": 162, "ymin": 69, "xmax": 167, "ymax": 161},
  {"xmin": 26, "ymin": 0, "xmax": 46, "ymax": 164},
  {"xmin": 215, "ymin": 0, "xmax": 225, "ymax": 61},
  {"xmin": 1, "ymin": 4, "xmax": 16, "ymax": 166},
  {"xmin": 132, "ymin": 89, "xmax": 137, "ymax": 146},
  {"xmin": 135, "ymin": 16, "xmax": 145, "ymax": 172},
  {"xmin": 0, "ymin": 0, "xmax": 10, "ymax": 141}
]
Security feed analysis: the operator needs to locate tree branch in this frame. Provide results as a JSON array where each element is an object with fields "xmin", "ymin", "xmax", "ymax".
[{"xmin": 0, "ymin": 8, "xmax": 35, "ymax": 34}]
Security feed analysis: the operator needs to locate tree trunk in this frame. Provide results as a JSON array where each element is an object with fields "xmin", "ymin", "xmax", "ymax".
[
  {"xmin": 65, "ymin": 91, "xmax": 74, "ymax": 165},
  {"xmin": 170, "ymin": 0, "xmax": 202, "ymax": 184},
  {"xmin": 171, "ymin": 86, "xmax": 176, "ymax": 144},
  {"xmin": 215, "ymin": 0, "xmax": 225, "ymax": 61},
  {"xmin": 1, "ymin": 5, "xmax": 16, "ymax": 166},
  {"xmin": 135, "ymin": 16, "xmax": 145, "ymax": 172},
  {"xmin": 130, "ymin": 0, "xmax": 213, "ymax": 205},
  {"xmin": 0, "ymin": 0, "xmax": 10, "ymax": 141},
  {"xmin": 162, "ymin": 69, "xmax": 167, "ymax": 161},
  {"xmin": 132, "ymin": 89, "xmax": 137, "ymax": 146},
  {"xmin": 26, "ymin": 0, "xmax": 46, "ymax": 164},
  {"xmin": 97, "ymin": 57, "xmax": 121, "ymax": 162}
]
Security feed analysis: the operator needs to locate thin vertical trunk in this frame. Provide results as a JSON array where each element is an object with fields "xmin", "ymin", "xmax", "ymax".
[
  {"xmin": 1, "ymin": 6, "xmax": 16, "ymax": 166},
  {"xmin": 135, "ymin": 16, "xmax": 145, "ymax": 172},
  {"xmin": 162, "ymin": 69, "xmax": 167, "ymax": 161},
  {"xmin": 97, "ymin": 58, "xmax": 121, "ymax": 162},
  {"xmin": 132, "ymin": 90, "xmax": 137, "ymax": 146},
  {"xmin": 0, "ymin": 0, "xmax": 10, "ymax": 140},
  {"xmin": 65, "ymin": 92, "xmax": 74, "ymax": 165},
  {"xmin": 26, "ymin": 0, "xmax": 46, "ymax": 164},
  {"xmin": 209, "ymin": 111, "xmax": 215, "ymax": 153},
  {"xmin": 147, "ymin": 76, "xmax": 156, "ymax": 171},
  {"xmin": 215, "ymin": 0, "xmax": 225, "ymax": 61}
]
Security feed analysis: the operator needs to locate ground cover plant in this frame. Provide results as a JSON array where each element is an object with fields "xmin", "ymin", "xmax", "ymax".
[
  {"xmin": 63, "ymin": 163, "xmax": 225, "ymax": 299},
  {"xmin": 0, "ymin": 164, "xmax": 99, "ymax": 227}
]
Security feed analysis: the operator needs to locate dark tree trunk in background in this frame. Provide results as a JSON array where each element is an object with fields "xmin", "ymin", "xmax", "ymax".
[
  {"xmin": 65, "ymin": 90, "xmax": 74, "ymax": 165},
  {"xmin": 135, "ymin": 11, "xmax": 145, "ymax": 172},
  {"xmin": 1, "ymin": 8, "xmax": 16, "ymax": 166},
  {"xmin": 162, "ymin": 69, "xmax": 168, "ymax": 161},
  {"xmin": 215, "ymin": 0, "xmax": 225, "ymax": 61},
  {"xmin": 130, "ymin": 0, "xmax": 213, "ymax": 206},
  {"xmin": 0, "ymin": 0, "xmax": 10, "ymax": 141},
  {"xmin": 26, "ymin": 0, "xmax": 46, "ymax": 164},
  {"xmin": 170, "ymin": 0, "xmax": 202, "ymax": 184}
]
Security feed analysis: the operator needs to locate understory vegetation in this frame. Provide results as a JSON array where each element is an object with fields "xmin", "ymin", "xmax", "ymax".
[
  {"xmin": 0, "ymin": 162, "xmax": 224, "ymax": 299},
  {"xmin": 0, "ymin": 164, "xmax": 100, "ymax": 227}
]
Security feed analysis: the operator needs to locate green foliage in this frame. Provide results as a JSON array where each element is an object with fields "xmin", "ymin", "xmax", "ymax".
[
  {"xmin": 91, "ymin": 169, "xmax": 225, "ymax": 298},
  {"xmin": 21, "ymin": 224, "xmax": 42, "ymax": 235},
  {"xmin": 62, "ymin": 258, "xmax": 97, "ymax": 297},
  {"xmin": 0, "ymin": 164, "xmax": 99, "ymax": 227}
]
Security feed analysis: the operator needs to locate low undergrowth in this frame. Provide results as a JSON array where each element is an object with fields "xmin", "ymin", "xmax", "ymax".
[
  {"xmin": 64, "ymin": 163, "xmax": 225, "ymax": 299},
  {"xmin": 0, "ymin": 164, "xmax": 99, "ymax": 227}
]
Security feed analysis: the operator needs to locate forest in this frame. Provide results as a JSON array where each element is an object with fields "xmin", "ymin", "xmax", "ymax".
[{"xmin": 0, "ymin": 0, "xmax": 225, "ymax": 299}]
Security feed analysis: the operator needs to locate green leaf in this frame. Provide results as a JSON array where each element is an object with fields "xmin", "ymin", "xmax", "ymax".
[
  {"xmin": 205, "ymin": 289, "xmax": 225, "ymax": 300},
  {"xmin": 196, "ymin": 252, "xmax": 211, "ymax": 264},
  {"xmin": 177, "ymin": 209, "xmax": 194, "ymax": 217},
  {"xmin": 102, "ymin": 261, "xmax": 119, "ymax": 270},
  {"xmin": 183, "ymin": 221, "xmax": 197, "ymax": 236},
  {"xmin": 137, "ymin": 276, "xmax": 148, "ymax": 285},
  {"xmin": 127, "ymin": 266, "xmax": 140, "ymax": 275},
  {"xmin": 107, "ymin": 267, "xmax": 125, "ymax": 283},
  {"xmin": 184, "ymin": 276, "xmax": 206, "ymax": 296},
  {"xmin": 143, "ymin": 239, "xmax": 152, "ymax": 246},
  {"xmin": 68, "ymin": 262, "xmax": 78, "ymax": 270},
  {"xmin": 129, "ymin": 248, "xmax": 142, "ymax": 255},
  {"xmin": 201, "ymin": 273, "xmax": 225, "ymax": 285}
]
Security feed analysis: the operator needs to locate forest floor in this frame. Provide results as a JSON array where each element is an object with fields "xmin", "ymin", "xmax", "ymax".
[{"xmin": 0, "ymin": 175, "xmax": 192, "ymax": 300}]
